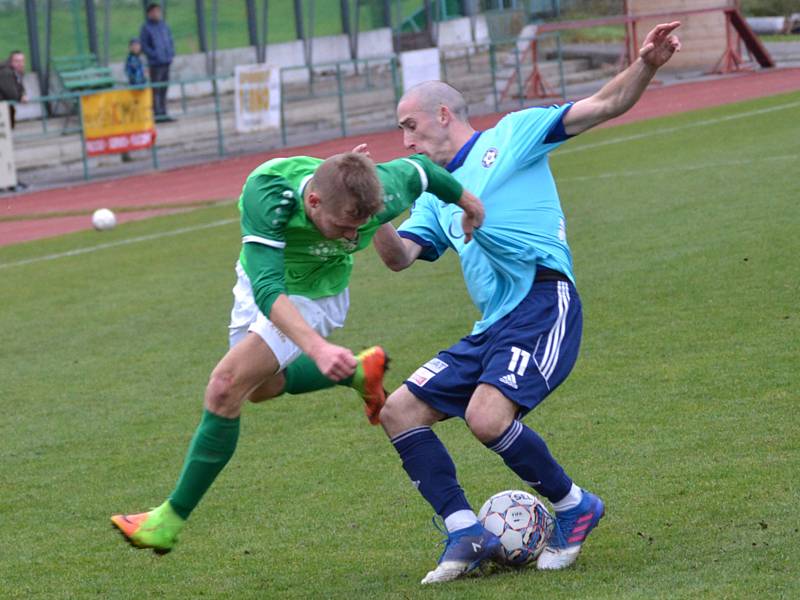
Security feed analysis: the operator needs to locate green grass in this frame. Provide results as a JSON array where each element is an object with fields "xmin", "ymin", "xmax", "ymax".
[
  {"xmin": 1, "ymin": 92, "xmax": 799, "ymax": 598},
  {"xmin": 760, "ymin": 33, "xmax": 800, "ymax": 42}
]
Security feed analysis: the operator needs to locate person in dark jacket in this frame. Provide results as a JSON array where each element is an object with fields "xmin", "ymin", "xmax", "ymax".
[
  {"xmin": 125, "ymin": 38, "xmax": 147, "ymax": 86},
  {"xmin": 139, "ymin": 3, "xmax": 174, "ymax": 120},
  {"xmin": 0, "ymin": 50, "xmax": 27, "ymax": 129}
]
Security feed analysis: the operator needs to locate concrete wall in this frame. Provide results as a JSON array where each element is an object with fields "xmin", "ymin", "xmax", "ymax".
[
  {"xmin": 437, "ymin": 15, "xmax": 490, "ymax": 48},
  {"xmin": 629, "ymin": 0, "xmax": 732, "ymax": 71}
]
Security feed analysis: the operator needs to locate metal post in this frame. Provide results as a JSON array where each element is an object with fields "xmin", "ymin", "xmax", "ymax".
[
  {"xmin": 23, "ymin": 0, "xmax": 43, "ymax": 89},
  {"xmin": 354, "ymin": 0, "xmax": 362, "ymax": 66},
  {"xmin": 423, "ymin": 0, "xmax": 435, "ymax": 47},
  {"xmin": 279, "ymin": 68, "xmax": 287, "ymax": 146},
  {"xmin": 246, "ymin": 0, "xmax": 259, "ymax": 62},
  {"xmin": 85, "ymin": 0, "xmax": 99, "ymax": 57},
  {"xmin": 336, "ymin": 62, "xmax": 347, "ymax": 138},
  {"xmin": 394, "ymin": 0, "xmax": 401, "ymax": 52},
  {"xmin": 556, "ymin": 32, "xmax": 566, "ymax": 101},
  {"xmin": 381, "ymin": 0, "xmax": 392, "ymax": 27},
  {"xmin": 513, "ymin": 45, "xmax": 523, "ymax": 108},
  {"xmin": 42, "ymin": 0, "xmax": 53, "ymax": 123},
  {"xmin": 390, "ymin": 56, "xmax": 400, "ymax": 105},
  {"xmin": 307, "ymin": 0, "xmax": 315, "ymax": 95},
  {"xmin": 70, "ymin": 0, "xmax": 85, "ymax": 55},
  {"xmin": 103, "ymin": 0, "xmax": 111, "ymax": 65},
  {"xmin": 294, "ymin": 0, "xmax": 305, "ymax": 41},
  {"xmin": 341, "ymin": 0, "xmax": 355, "ymax": 60},
  {"xmin": 195, "ymin": 0, "xmax": 208, "ymax": 54},
  {"xmin": 78, "ymin": 95, "xmax": 90, "ymax": 180},
  {"xmin": 489, "ymin": 44, "xmax": 499, "ymax": 112},
  {"xmin": 307, "ymin": 0, "xmax": 315, "ymax": 67},
  {"xmin": 260, "ymin": 0, "xmax": 269, "ymax": 63},
  {"xmin": 210, "ymin": 0, "xmax": 224, "ymax": 156},
  {"xmin": 150, "ymin": 134, "xmax": 160, "ymax": 169},
  {"xmin": 180, "ymin": 81, "xmax": 187, "ymax": 113}
]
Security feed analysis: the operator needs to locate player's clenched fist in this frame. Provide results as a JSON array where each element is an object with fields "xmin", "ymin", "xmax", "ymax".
[{"xmin": 309, "ymin": 340, "xmax": 358, "ymax": 381}]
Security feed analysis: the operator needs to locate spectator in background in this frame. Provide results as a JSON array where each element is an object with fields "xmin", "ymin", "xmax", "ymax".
[
  {"xmin": 125, "ymin": 38, "xmax": 146, "ymax": 86},
  {"xmin": 139, "ymin": 3, "xmax": 175, "ymax": 121},
  {"xmin": 0, "ymin": 50, "xmax": 27, "ymax": 129},
  {"xmin": 122, "ymin": 39, "xmax": 146, "ymax": 163}
]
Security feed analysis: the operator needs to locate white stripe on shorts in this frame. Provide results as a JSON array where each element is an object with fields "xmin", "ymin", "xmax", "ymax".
[{"xmin": 539, "ymin": 281, "xmax": 570, "ymax": 382}]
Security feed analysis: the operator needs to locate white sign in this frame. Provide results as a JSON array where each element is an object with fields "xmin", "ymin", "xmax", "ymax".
[
  {"xmin": 0, "ymin": 102, "xmax": 17, "ymax": 189},
  {"xmin": 234, "ymin": 64, "xmax": 281, "ymax": 133},
  {"xmin": 400, "ymin": 48, "xmax": 442, "ymax": 93}
]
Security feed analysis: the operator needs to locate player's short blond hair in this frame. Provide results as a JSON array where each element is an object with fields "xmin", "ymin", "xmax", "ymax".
[{"xmin": 311, "ymin": 153, "xmax": 384, "ymax": 219}]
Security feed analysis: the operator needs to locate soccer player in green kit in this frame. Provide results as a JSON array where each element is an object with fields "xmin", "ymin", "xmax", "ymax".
[{"xmin": 111, "ymin": 150, "xmax": 484, "ymax": 553}]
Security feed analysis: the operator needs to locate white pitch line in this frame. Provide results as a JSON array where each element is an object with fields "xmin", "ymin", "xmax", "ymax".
[
  {"xmin": 556, "ymin": 100, "xmax": 800, "ymax": 156},
  {"xmin": 558, "ymin": 152, "xmax": 799, "ymax": 183},
  {"xmin": 0, "ymin": 218, "xmax": 238, "ymax": 270}
]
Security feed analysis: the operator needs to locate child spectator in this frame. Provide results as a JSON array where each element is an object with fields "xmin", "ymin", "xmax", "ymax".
[{"xmin": 125, "ymin": 38, "xmax": 146, "ymax": 86}]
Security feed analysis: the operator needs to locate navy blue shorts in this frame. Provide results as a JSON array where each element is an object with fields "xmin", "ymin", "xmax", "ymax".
[{"xmin": 405, "ymin": 278, "xmax": 582, "ymax": 419}]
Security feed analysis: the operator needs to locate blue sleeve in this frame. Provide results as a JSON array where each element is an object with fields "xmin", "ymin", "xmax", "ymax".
[
  {"xmin": 397, "ymin": 194, "xmax": 449, "ymax": 262},
  {"xmin": 139, "ymin": 25, "xmax": 154, "ymax": 61},
  {"xmin": 504, "ymin": 103, "xmax": 574, "ymax": 165}
]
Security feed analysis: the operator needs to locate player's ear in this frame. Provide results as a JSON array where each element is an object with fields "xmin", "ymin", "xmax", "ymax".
[
  {"xmin": 437, "ymin": 104, "xmax": 449, "ymax": 126},
  {"xmin": 307, "ymin": 191, "xmax": 321, "ymax": 209}
]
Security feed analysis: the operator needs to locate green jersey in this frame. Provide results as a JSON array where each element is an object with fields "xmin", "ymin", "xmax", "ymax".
[{"xmin": 237, "ymin": 154, "xmax": 463, "ymax": 318}]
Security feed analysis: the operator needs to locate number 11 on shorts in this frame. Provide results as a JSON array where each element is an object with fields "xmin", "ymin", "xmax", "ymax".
[{"xmin": 508, "ymin": 346, "xmax": 530, "ymax": 376}]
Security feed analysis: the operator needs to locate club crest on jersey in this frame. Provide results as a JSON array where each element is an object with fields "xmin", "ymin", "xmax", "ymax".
[{"xmin": 482, "ymin": 147, "xmax": 498, "ymax": 168}]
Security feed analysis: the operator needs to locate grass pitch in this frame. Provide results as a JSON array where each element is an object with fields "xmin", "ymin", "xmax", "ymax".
[{"xmin": 1, "ymin": 92, "xmax": 798, "ymax": 599}]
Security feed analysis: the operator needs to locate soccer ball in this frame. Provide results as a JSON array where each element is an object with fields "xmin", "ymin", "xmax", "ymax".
[
  {"xmin": 478, "ymin": 490, "xmax": 554, "ymax": 566},
  {"xmin": 92, "ymin": 208, "xmax": 117, "ymax": 231}
]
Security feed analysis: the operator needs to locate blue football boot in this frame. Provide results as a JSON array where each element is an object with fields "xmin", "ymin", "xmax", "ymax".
[
  {"xmin": 421, "ymin": 521, "xmax": 502, "ymax": 584},
  {"xmin": 537, "ymin": 489, "xmax": 605, "ymax": 570}
]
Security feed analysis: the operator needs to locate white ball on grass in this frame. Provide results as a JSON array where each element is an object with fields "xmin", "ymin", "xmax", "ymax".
[{"xmin": 92, "ymin": 208, "xmax": 117, "ymax": 231}]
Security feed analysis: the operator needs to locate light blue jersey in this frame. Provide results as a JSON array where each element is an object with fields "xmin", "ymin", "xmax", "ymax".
[{"xmin": 398, "ymin": 103, "xmax": 575, "ymax": 334}]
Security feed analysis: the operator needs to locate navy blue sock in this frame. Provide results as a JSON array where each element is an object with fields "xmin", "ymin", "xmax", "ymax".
[
  {"xmin": 391, "ymin": 427, "xmax": 471, "ymax": 518},
  {"xmin": 486, "ymin": 420, "xmax": 572, "ymax": 503}
]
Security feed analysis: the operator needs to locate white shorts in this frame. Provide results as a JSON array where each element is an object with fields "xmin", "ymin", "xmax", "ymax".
[{"xmin": 228, "ymin": 261, "xmax": 349, "ymax": 370}]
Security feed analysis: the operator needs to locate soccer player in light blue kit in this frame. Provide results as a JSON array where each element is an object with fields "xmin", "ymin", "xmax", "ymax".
[{"xmin": 372, "ymin": 22, "xmax": 681, "ymax": 583}]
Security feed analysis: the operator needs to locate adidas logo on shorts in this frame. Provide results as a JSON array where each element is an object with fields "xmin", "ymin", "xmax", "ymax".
[{"xmin": 499, "ymin": 373, "xmax": 518, "ymax": 389}]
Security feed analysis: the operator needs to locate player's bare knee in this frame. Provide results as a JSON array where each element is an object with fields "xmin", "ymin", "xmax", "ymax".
[
  {"xmin": 382, "ymin": 386, "xmax": 442, "ymax": 438},
  {"xmin": 205, "ymin": 370, "xmax": 241, "ymax": 413},
  {"xmin": 379, "ymin": 390, "xmax": 406, "ymax": 434},
  {"xmin": 465, "ymin": 404, "xmax": 511, "ymax": 443}
]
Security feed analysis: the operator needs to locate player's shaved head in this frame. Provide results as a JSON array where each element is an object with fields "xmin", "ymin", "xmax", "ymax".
[
  {"xmin": 401, "ymin": 81, "xmax": 468, "ymax": 121},
  {"xmin": 311, "ymin": 152, "xmax": 383, "ymax": 219},
  {"xmin": 397, "ymin": 81, "xmax": 474, "ymax": 165}
]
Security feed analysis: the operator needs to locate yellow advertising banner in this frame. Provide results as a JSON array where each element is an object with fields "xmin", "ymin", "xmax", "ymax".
[{"xmin": 80, "ymin": 88, "xmax": 156, "ymax": 156}]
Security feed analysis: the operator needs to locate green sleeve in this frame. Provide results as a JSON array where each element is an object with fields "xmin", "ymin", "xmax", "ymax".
[
  {"xmin": 239, "ymin": 173, "xmax": 297, "ymax": 245},
  {"xmin": 374, "ymin": 154, "xmax": 463, "ymax": 224},
  {"xmin": 242, "ymin": 242, "xmax": 286, "ymax": 318},
  {"xmin": 409, "ymin": 154, "xmax": 463, "ymax": 204}
]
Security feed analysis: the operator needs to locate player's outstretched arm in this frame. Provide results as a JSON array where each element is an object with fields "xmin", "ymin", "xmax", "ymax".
[
  {"xmin": 564, "ymin": 21, "xmax": 681, "ymax": 135},
  {"xmin": 268, "ymin": 295, "xmax": 357, "ymax": 381},
  {"xmin": 373, "ymin": 223, "xmax": 423, "ymax": 272},
  {"xmin": 243, "ymin": 242, "xmax": 357, "ymax": 380}
]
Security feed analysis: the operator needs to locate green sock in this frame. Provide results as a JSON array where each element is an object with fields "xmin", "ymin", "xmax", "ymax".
[
  {"xmin": 168, "ymin": 409, "xmax": 240, "ymax": 520},
  {"xmin": 282, "ymin": 353, "xmax": 356, "ymax": 395}
]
